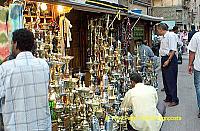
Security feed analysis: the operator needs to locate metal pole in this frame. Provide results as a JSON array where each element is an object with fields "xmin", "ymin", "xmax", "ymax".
[{"xmin": 131, "ymin": 17, "xmax": 141, "ymax": 31}]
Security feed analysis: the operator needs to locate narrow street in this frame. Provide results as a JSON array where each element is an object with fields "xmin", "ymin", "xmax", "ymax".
[{"xmin": 158, "ymin": 54, "xmax": 200, "ymax": 131}]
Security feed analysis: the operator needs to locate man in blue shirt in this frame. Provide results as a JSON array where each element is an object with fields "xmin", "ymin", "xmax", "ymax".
[
  {"xmin": 136, "ymin": 39, "xmax": 157, "ymax": 72},
  {"xmin": 188, "ymin": 25, "xmax": 197, "ymax": 42}
]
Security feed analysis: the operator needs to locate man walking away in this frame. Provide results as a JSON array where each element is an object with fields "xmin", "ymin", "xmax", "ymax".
[
  {"xmin": 188, "ymin": 31, "xmax": 200, "ymax": 118},
  {"xmin": 188, "ymin": 25, "xmax": 197, "ymax": 42}
]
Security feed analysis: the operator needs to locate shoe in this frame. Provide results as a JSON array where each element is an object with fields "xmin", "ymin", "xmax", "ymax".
[
  {"xmin": 161, "ymin": 88, "xmax": 165, "ymax": 91},
  {"xmin": 198, "ymin": 112, "xmax": 200, "ymax": 118},
  {"xmin": 163, "ymin": 99, "xmax": 170, "ymax": 102},
  {"xmin": 168, "ymin": 102, "xmax": 178, "ymax": 107}
]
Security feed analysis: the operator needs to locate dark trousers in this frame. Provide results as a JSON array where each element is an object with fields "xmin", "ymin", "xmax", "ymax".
[
  {"xmin": 127, "ymin": 122, "xmax": 138, "ymax": 131},
  {"xmin": 0, "ymin": 113, "xmax": 4, "ymax": 131},
  {"xmin": 161, "ymin": 55, "xmax": 179, "ymax": 104}
]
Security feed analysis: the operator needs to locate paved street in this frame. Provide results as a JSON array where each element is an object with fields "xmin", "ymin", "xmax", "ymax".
[{"xmin": 157, "ymin": 54, "xmax": 200, "ymax": 131}]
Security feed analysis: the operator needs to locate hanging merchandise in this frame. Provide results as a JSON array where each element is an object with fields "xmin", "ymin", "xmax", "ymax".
[
  {"xmin": 59, "ymin": 15, "xmax": 72, "ymax": 56},
  {"xmin": 9, "ymin": 1, "xmax": 160, "ymax": 130},
  {"xmin": 8, "ymin": 2, "xmax": 24, "ymax": 35},
  {"xmin": 0, "ymin": 2, "xmax": 24, "ymax": 64},
  {"xmin": 0, "ymin": 6, "xmax": 10, "ymax": 64}
]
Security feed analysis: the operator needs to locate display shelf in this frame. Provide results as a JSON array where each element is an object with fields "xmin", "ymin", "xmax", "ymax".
[{"xmin": 24, "ymin": 15, "xmax": 53, "ymax": 19}]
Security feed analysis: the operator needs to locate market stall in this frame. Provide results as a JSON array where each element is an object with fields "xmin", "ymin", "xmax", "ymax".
[{"xmin": 0, "ymin": 0, "xmax": 163, "ymax": 130}]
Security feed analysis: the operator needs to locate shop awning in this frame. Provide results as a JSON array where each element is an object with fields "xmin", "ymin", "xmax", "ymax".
[
  {"xmin": 128, "ymin": 11, "xmax": 163, "ymax": 22},
  {"xmin": 33, "ymin": 0, "xmax": 163, "ymax": 22},
  {"xmin": 34, "ymin": 0, "xmax": 127, "ymax": 15}
]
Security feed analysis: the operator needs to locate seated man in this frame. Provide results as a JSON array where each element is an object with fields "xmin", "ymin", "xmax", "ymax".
[{"xmin": 121, "ymin": 72, "xmax": 165, "ymax": 131}]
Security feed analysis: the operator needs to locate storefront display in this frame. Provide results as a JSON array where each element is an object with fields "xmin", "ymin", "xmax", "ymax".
[{"xmin": 0, "ymin": 0, "xmax": 161, "ymax": 130}]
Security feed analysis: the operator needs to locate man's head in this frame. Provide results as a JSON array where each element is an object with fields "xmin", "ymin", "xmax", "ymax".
[
  {"xmin": 172, "ymin": 26, "xmax": 179, "ymax": 34},
  {"xmin": 191, "ymin": 25, "xmax": 195, "ymax": 30},
  {"xmin": 143, "ymin": 40, "xmax": 148, "ymax": 45},
  {"xmin": 135, "ymin": 39, "xmax": 143, "ymax": 45},
  {"xmin": 130, "ymin": 72, "xmax": 143, "ymax": 87},
  {"xmin": 12, "ymin": 28, "xmax": 35, "ymax": 57},
  {"xmin": 0, "ymin": 0, "xmax": 7, "ymax": 6},
  {"xmin": 156, "ymin": 23, "xmax": 168, "ymax": 36}
]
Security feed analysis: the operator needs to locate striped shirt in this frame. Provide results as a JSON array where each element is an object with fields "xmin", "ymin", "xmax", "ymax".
[{"xmin": 0, "ymin": 51, "xmax": 51, "ymax": 131}]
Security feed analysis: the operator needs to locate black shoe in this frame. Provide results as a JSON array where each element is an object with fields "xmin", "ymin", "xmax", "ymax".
[
  {"xmin": 163, "ymin": 99, "xmax": 171, "ymax": 105},
  {"xmin": 161, "ymin": 88, "xmax": 165, "ymax": 91},
  {"xmin": 163, "ymin": 99, "xmax": 170, "ymax": 102},
  {"xmin": 168, "ymin": 102, "xmax": 178, "ymax": 107}
]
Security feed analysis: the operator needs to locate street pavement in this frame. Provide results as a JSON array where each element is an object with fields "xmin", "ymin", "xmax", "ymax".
[{"xmin": 157, "ymin": 54, "xmax": 200, "ymax": 131}]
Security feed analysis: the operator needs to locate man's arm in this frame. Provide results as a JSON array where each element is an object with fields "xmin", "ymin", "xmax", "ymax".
[
  {"xmin": 187, "ymin": 33, "xmax": 197, "ymax": 74},
  {"xmin": 162, "ymin": 50, "xmax": 176, "ymax": 67},
  {"xmin": 121, "ymin": 91, "xmax": 131, "ymax": 109},
  {"xmin": 188, "ymin": 51, "xmax": 195, "ymax": 75},
  {"xmin": 168, "ymin": 34, "xmax": 178, "ymax": 57},
  {"xmin": 154, "ymin": 90, "xmax": 158, "ymax": 104},
  {"xmin": 168, "ymin": 50, "xmax": 176, "ymax": 60},
  {"xmin": 146, "ymin": 46, "xmax": 154, "ymax": 58},
  {"xmin": 163, "ymin": 50, "xmax": 176, "ymax": 67}
]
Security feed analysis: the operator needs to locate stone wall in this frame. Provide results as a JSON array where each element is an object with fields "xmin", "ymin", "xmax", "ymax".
[
  {"xmin": 153, "ymin": 0, "xmax": 183, "ymax": 7},
  {"xmin": 152, "ymin": 7, "xmax": 177, "ymax": 20},
  {"xmin": 118, "ymin": 0, "xmax": 128, "ymax": 7},
  {"xmin": 132, "ymin": 0, "xmax": 151, "ymax": 6}
]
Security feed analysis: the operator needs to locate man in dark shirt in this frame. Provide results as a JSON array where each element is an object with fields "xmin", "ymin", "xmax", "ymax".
[{"xmin": 188, "ymin": 25, "xmax": 197, "ymax": 42}]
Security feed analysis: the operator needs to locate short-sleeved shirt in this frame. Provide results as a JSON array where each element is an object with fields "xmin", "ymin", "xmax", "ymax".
[
  {"xmin": 159, "ymin": 31, "xmax": 177, "ymax": 56},
  {"xmin": 0, "ymin": 51, "xmax": 51, "ymax": 131},
  {"xmin": 188, "ymin": 32, "xmax": 200, "ymax": 71}
]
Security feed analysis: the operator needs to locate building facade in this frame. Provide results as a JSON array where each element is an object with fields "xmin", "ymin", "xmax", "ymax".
[
  {"xmin": 128, "ymin": 0, "xmax": 152, "ymax": 15},
  {"xmin": 152, "ymin": 0, "xmax": 190, "ymax": 30},
  {"xmin": 188, "ymin": 0, "xmax": 200, "ymax": 30},
  {"xmin": 152, "ymin": 0, "xmax": 200, "ymax": 30}
]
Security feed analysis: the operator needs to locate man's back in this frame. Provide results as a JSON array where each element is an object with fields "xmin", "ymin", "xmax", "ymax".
[
  {"xmin": 127, "ymin": 84, "xmax": 159, "ymax": 115},
  {"xmin": 139, "ymin": 44, "xmax": 154, "ymax": 67},
  {"xmin": 122, "ymin": 83, "xmax": 162, "ymax": 131},
  {"xmin": 139, "ymin": 44, "xmax": 154, "ymax": 59},
  {"xmin": 0, "ymin": 52, "xmax": 51, "ymax": 131},
  {"xmin": 188, "ymin": 32, "xmax": 200, "ymax": 71}
]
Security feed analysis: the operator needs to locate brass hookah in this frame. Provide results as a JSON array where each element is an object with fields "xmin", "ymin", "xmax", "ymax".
[
  {"xmin": 85, "ymin": 13, "xmax": 141, "ymax": 130},
  {"xmin": 135, "ymin": 44, "xmax": 142, "ymax": 72},
  {"xmin": 74, "ymin": 71, "xmax": 91, "ymax": 131}
]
